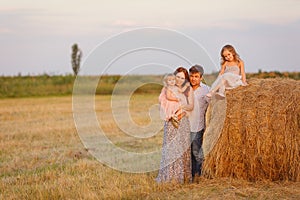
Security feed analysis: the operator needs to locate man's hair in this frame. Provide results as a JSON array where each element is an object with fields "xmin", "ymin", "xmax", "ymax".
[{"xmin": 189, "ymin": 64, "xmax": 204, "ymax": 76}]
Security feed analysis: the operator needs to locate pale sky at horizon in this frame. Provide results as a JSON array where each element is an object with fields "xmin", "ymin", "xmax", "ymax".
[{"xmin": 0, "ymin": 0, "xmax": 300, "ymax": 75}]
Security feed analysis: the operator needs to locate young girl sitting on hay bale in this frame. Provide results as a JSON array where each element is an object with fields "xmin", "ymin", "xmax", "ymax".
[{"xmin": 207, "ymin": 44, "xmax": 247, "ymax": 98}]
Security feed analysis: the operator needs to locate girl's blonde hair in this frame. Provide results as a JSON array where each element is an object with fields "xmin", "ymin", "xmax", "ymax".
[
  {"xmin": 163, "ymin": 73, "xmax": 175, "ymax": 87},
  {"xmin": 220, "ymin": 44, "xmax": 242, "ymax": 65}
]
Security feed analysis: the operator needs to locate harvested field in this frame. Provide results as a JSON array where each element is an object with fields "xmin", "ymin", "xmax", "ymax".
[{"xmin": 0, "ymin": 87, "xmax": 299, "ymax": 199}]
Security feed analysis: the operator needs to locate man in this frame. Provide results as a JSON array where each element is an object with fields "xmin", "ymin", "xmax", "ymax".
[{"xmin": 188, "ymin": 64, "xmax": 210, "ymax": 179}]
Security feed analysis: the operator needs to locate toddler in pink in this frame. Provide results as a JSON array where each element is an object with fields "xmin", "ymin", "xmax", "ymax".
[{"xmin": 159, "ymin": 73, "xmax": 188, "ymax": 121}]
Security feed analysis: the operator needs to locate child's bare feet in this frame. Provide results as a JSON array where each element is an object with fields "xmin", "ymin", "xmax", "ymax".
[
  {"xmin": 170, "ymin": 115, "xmax": 179, "ymax": 128},
  {"xmin": 206, "ymin": 92, "xmax": 212, "ymax": 98},
  {"xmin": 216, "ymin": 92, "xmax": 225, "ymax": 97}
]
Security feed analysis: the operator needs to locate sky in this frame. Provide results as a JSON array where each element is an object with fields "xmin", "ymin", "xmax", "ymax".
[{"xmin": 0, "ymin": 0, "xmax": 300, "ymax": 76}]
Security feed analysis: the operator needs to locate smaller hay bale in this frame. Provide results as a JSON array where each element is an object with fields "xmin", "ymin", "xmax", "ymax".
[{"xmin": 202, "ymin": 78, "xmax": 300, "ymax": 181}]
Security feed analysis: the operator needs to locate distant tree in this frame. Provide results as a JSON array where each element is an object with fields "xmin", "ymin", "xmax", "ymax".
[
  {"xmin": 258, "ymin": 69, "xmax": 262, "ymax": 74},
  {"xmin": 71, "ymin": 43, "xmax": 82, "ymax": 76}
]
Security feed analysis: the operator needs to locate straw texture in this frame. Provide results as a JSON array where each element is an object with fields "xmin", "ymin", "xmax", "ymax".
[{"xmin": 202, "ymin": 78, "xmax": 300, "ymax": 181}]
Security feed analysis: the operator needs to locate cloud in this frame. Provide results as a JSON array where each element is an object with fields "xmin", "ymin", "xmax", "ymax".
[
  {"xmin": 2, "ymin": 1, "xmax": 300, "ymax": 37},
  {"xmin": 113, "ymin": 20, "xmax": 138, "ymax": 27},
  {"xmin": 0, "ymin": 28, "xmax": 13, "ymax": 34}
]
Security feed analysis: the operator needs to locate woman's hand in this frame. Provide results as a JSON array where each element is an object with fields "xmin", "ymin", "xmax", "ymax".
[{"xmin": 184, "ymin": 82, "xmax": 190, "ymax": 87}]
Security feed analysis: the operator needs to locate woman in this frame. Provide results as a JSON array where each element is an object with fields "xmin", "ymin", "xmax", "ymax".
[{"xmin": 156, "ymin": 67, "xmax": 194, "ymax": 183}]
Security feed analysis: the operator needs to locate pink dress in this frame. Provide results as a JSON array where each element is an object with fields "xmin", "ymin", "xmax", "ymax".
[{"xmin": 159, "ymin": 87, "xmax": 180, "ymax": 120}]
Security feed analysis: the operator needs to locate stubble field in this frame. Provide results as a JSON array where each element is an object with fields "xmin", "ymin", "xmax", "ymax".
[{"xmin": 1, "ymin": 95, "xmax": 299, "ymax": 199}]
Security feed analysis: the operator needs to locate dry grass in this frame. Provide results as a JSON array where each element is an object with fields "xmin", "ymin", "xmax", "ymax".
[{"xmin": 1, "ymin": 94, "xmax": 300, "ymax": 199}]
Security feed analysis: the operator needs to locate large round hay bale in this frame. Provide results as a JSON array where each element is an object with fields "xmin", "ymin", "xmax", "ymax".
[{"xmin": 202, "ymin": 78, "xmax": 300, "ymax": 181}]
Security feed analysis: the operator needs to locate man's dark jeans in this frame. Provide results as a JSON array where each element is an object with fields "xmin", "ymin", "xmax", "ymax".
[{"xmin": 191, "ymin": 129, "xmax": 204, "ymax": 177}]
